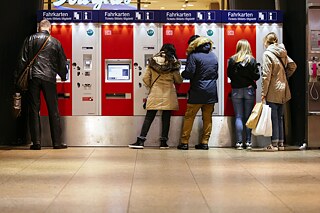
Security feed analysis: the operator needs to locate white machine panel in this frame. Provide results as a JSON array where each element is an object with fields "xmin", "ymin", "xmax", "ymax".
[{"xmin": 72, "ymin": 24, "xmax": 100, "ymax": 115}]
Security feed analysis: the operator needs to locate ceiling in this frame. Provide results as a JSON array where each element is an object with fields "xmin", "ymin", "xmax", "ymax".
[
  {"xmin": 132, "ymin": 0, "xmax": 220, "ymax": 10},
  {"xmin": 44, "ymin": 0, "xmax": 224, "ymax": 10}
]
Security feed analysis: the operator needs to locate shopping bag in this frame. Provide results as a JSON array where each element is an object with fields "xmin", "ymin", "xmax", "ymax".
[
  {"xmin": 264, "ymin": 106, "xmax": 272, "ymax": 137},
  {"xmin": 246, "ymin": 102, "xmax": 263, "ymax": 129},
  {"xmin": 252, "ymin": 104, "xmax": 272, "ymax": 136}
]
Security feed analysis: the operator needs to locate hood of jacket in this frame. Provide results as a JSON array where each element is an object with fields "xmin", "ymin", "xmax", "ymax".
[
  {"xmin": 148, "ymin": 51, "xmax": 181, "ymax": 74},
  {"xmin": 186, "ymin": 37, "xmax": 214, "ymax": 55},
  {"xmin": 266, "ymin": 43, "xmax": 287, "ymax": 59}
]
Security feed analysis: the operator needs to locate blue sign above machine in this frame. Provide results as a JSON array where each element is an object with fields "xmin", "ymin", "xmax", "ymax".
[
  {"xmin": 39, "ymin": 10, "xmax": 100, "ymax": 23},
  {"xmin": 221, "ymin": 10, "xmax": 283, "ymax": 23},
  {"xmin": 38, "ymin": 10, "xmax": 283, "ymax": 23}
]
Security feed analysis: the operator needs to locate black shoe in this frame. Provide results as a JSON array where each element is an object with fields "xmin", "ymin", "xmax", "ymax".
[
  {"xmin": 30, "ymin": 144, "xmax": 41, "ymax": 150},
  {"xmin": 53, "ymin": 144, "xmax": 68, "ymax": 149},
  {"xmin": 160, "ymin": 141, "xmax": 169, "ymax": 149},
  {"xmin": 177, "ymin": 144, "xmax": 189, "ymax": 150},
  {"xmin": 195, "ymin": 144, "xmax": 209, "ymax": 150},
  {"xmin": 129, "ymin": 140, "xmax": 144, "ymax": 149}
]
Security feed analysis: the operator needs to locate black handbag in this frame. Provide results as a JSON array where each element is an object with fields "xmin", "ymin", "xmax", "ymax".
[{"xmin": 17, "ymin": 36, "xmax": 50, "ymax": 91}]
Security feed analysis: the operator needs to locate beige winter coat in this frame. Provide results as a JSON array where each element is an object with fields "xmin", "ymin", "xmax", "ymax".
[
  {"xmin": 261, "ymin": 43, "xmax": 297, "ymax": 104},
  {"xmin": 143, "ymin": 52, "xmax": 183, "ymax": 110}
]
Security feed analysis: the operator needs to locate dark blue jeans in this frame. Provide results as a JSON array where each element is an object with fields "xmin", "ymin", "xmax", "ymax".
[
  {"xmin": 231, "ymin": 87, "xmax": 255, "ymax": 143},
  {"xmin": 266, "ymin": 101, "xmax": 284, "ymax": 144}
]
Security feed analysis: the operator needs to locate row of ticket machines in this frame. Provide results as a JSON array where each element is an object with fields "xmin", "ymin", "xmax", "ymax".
[{"xmin": 38, "ymin": 10, "xmax": 283, "ymax": 147}]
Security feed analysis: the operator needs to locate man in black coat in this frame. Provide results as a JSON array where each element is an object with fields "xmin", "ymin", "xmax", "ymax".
[
  {"xmin": 177, "ymin": 35, "xmax": 219, "ymax": 150},
  {"xmin": 16, "ymin": 19, "xmax": 68, "ymax": 150}
]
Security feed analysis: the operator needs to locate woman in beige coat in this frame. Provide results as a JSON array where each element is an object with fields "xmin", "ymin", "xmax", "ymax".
[
  {"xmin": 129, "ymin": 44, "xmax": 183, "ymax": 149},
  {"xmin": 261, "ymin": 32, "xmax": 297, "ymax": 151}
]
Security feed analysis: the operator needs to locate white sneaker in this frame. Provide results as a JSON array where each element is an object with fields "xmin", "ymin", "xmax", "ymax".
[
  {"xmin": 264, "ymin": 144, "xmax": 278, "ymax": 151},
  {"xmin": 235, "ymin": 142, "xmax": 243, "ymax": 150}
]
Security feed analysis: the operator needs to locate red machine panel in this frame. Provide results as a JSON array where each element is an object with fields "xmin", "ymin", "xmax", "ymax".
[
  {"xmin": 101, "ymin": 25, "xmax": 134, "ymax": 116},
  {"xmin": 163, "ymin": 25, "xmax": 195, "ymax": 116},
  {"xmin": 223, "ymin": 25, "xmax": 256, "ymax": 116},
  {"xmin": 40, "ymin": 25, "xmax": 72, "ymax": 116}
]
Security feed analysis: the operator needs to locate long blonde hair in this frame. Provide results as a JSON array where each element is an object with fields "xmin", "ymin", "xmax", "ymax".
[{"xmin": 233, "ymin": 39, "xmax": 252, "ymax": 63}]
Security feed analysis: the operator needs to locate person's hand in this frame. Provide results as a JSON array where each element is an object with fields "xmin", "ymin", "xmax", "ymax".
[{"xmin": 261, "ymin": 95, "xmax": 266, "ymax": 104}]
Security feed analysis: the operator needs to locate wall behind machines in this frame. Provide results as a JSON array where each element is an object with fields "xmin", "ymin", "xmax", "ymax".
[
  {"xmin": 38, "ymin": 10, "xmax": 283, "ymax": 147},
  {"xmin": 0, "ymin": 0, "xmax": 41, "ymax": 145}
]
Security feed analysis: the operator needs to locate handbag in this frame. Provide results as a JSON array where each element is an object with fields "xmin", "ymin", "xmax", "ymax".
[
  {"xmin": 252, "ymin": 104, "xmax": 272, "ymax": 137},
  {"xmin": 246, "ymin": 102, "xmax": 263, "ymax": 129},
  {"xmin": 143, "ymin": 74, "xmax": 161, "ymax": 109},
  {"xmin": 16, "ymin": 36, "xmax": 50, "ymax": 91},
  {"xmin": 12, "ymin": 93, "xmax": 22, "ymax": 118}
]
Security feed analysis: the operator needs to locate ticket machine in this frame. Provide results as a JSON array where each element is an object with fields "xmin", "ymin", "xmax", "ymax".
[
  {"xmin": 101, "ymin": 24, "xmax": 134, "ymax": 116},
  {"xmin": 222, "ymin": 11, "xmax": 283, "ymax": 116},
  {"xmin": 40, "ymin": 24, "xmax": 72, "ymax": 116}
]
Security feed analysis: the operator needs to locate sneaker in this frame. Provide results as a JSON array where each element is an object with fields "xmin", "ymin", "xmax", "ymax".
[
  {"xmin": 160, "ymin": 141, "xmax": 169, "ymax": 149},
  {"xmin": 263, "ymin": 144, "xmax": 278, "ymax": 151},
  {"xmin": 235, "ymin": 142, "xmax": 243, "ymax": 150},
  {"xmin": 177, "ymin": 143, "xmax": 189, "ymax": 150},
  {"xmin": 246, "ymin": 142, "xmax": 252, "ymax": 150},
  {"xmin": 195, "ymin": 144, "xmax": 209, "ymax": 150},
  {"xmin": 278, "ymin": 143, "xmax": 284, "ymax": 151},
  {"xmin": 128, "ymin": 141, "xmax": 144, "ymax": 149}
]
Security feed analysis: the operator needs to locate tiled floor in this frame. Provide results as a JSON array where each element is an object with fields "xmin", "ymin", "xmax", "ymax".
[{"xmin": 1, "ymin": 147, "xmax": 320, "ymax": 213}]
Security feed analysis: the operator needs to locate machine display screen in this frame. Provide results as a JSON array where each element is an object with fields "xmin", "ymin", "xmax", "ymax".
[{"xmin": 107, "ymin": 64, "xmax": 130, "ymax": 81}]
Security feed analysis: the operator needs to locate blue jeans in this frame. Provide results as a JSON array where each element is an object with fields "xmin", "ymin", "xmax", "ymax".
[
  {"xmin": 231, "ymin": 87, "xmax": 255, "ymax": 143},
  {"xmin": 266, "ymin": 102, "xmax": 284, "ymax": 144}
]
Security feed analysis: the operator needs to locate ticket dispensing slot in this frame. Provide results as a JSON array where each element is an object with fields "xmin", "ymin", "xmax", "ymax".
[
  {"xmin": 105, "ymin": 93, "xmax": 132, "ymax": 99},
  {"xmin": 177, "ymin": 93, "xmax": 188, "ymax": 99},
  {"xmin": 57, "ymin": 93, "xmax": 71, "ymax": 99}
]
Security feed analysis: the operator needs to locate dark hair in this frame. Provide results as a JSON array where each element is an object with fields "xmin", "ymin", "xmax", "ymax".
[
  {"xmin": 188, "ymin": 35, "xmax": 200, "ymax": 45},
  {"xmin": 160, "ymin": 43, "xmax": 178, "ymax": 60}
]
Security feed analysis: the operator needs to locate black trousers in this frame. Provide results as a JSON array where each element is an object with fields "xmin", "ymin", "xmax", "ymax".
[
  {"xmin": 27, "ymin": 78, "xmax": 62, "ymax": 146},
  {"xmin": 139, "ymin": 110, "xmax": 172, "ymax": 140}
]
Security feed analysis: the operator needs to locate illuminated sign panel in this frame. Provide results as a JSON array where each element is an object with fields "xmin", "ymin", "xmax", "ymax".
[{"xmin": 53, "ymin": 0, "xmax": 132, "ymax": 10}]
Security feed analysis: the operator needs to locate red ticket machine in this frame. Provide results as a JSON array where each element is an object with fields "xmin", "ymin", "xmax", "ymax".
[
  {"xmin": 101, "ymin": 24, "xmax": 134, "ymax": 116},
  {"xmin": 40, "ymin": 24, "xmax": 72, "ymax": 116},
  {"xmin": 223, "ymin": 24, "xmax": 256, "ymax": 116},
  {"xmin": 163, "ymin": 24, "xmax": 195, "ymax": 116}
]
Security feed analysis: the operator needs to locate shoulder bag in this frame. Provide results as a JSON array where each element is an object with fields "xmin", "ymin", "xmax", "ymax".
[{"xmin": 17, "ymin": 36, "xmax": 50, "ymax": 91}]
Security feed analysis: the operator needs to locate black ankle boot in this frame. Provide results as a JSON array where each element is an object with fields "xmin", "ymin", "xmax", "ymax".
[
  {"xmin": 30, "ymin": 143, "xmax": 41, "ymax": 150},
  {"xmin": 177, "ymin": 143, "xmax": 188, "ymax": 150},
  {"xmin": 195, "ymin": 143, "xmax": 209, "ymax": 150},
  {"xmin": 160, "ymin": 138, "xmax": 169, "ymax": 149},
  {"xmin": 129, "ymin": 137, "xmax": 145, "ymax": 149}
]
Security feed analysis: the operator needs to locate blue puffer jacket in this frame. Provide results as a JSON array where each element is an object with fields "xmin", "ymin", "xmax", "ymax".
[{"xmin": 182, "ymin": 37, "xmax": 219, "ymax": 104}]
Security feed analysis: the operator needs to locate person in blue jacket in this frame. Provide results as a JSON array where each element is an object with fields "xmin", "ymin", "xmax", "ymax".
[{"xmin": 177, "ymin": 35, "xmax": 219, "ymax": 150}]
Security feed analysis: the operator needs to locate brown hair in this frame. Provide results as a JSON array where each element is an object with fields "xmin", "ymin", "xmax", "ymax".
[{"xmin": 263, "ymin": 32, "xmax": 278, "ymax": 47}]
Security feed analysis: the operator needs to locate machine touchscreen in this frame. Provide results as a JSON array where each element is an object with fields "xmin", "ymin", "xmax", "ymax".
[{"xmin": 107, "ymin": 64, "xmax": 130, "ymax": 81}]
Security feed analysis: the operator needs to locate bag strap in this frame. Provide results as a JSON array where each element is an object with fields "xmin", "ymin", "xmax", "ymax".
[
  {"xmin": 27, "ymin": 35, "xmax": 51, "ymax": 67},
  {"xmin": 150, "ymin": 74, "xmax": 161, "ymax": 88},
  {"xmin": 267, "ymin": 50, "xmax": 286, "ymax": 69}
]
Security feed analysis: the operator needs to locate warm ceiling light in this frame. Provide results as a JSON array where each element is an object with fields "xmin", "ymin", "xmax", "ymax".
[
  {"xmin": 143, "ymin": 4, "xmax": 148, "ymax": 7},
  {"xmin": 182, "ymin": 4, "xmax": 186, "ymax": 7},
  {"xmin": 160, "ymin": 6, "xmax": 165, "ymax": 9},
  {"xmin": 188, "ymin": 4, "xmax": 194, "ymax": 6}
]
